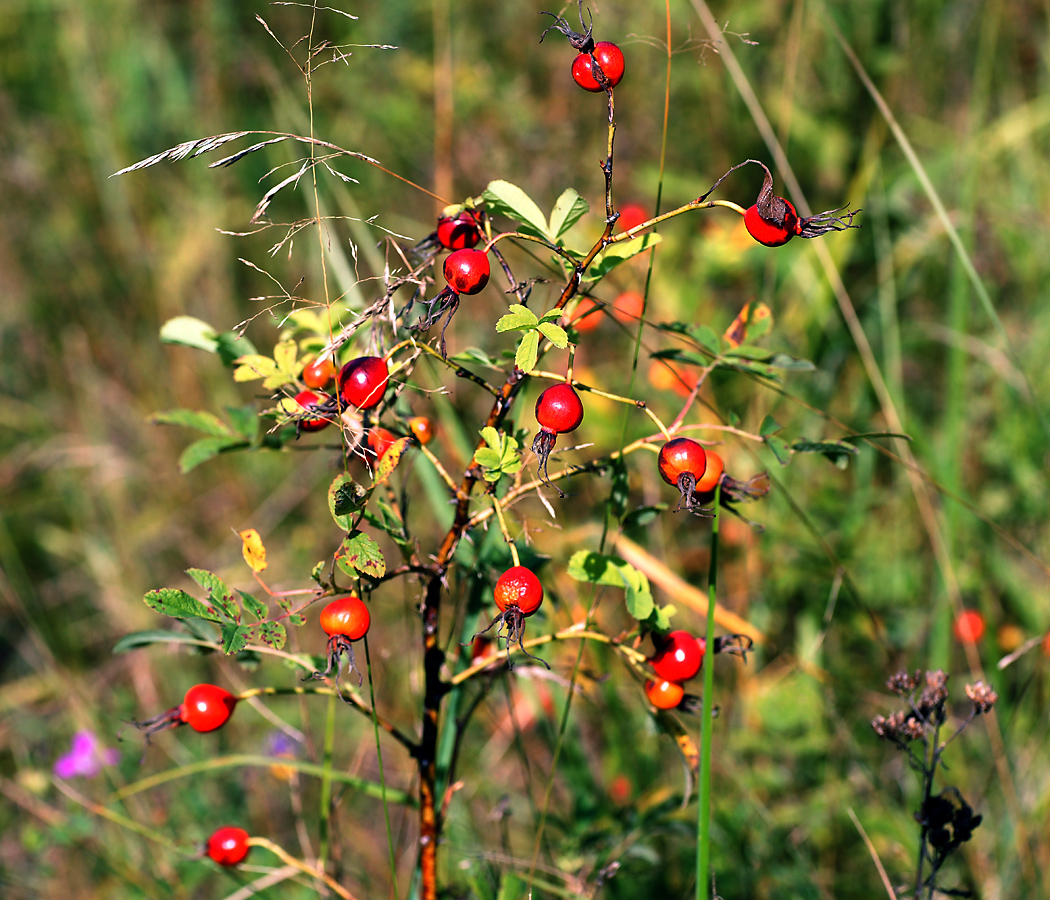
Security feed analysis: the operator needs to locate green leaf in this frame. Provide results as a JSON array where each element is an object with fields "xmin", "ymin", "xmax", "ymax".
[
  {"xmin": 607, "ymin": 457, "xmax": 629, "ymax": 520},
  {"xmin": 765, "ymin": 435, "xmax": 792, "ymax": 466},
  {"xmin": 224, "ymin": 405, "xmax": 259, "ymax": 440},
  {"xmin": 112, "ymin": 630, "xmax": 208, "ymax": 653},
  {"xmin": 474, "ymin": 448, "xmax": 501, "ymax": 467},
  {"xmin": 548, "ymin": 188, "xmax": 589, "ymax": 240},
  {"xmin": 621, "ymin": 504, "xmax": 666, "ymax": 530},
  {"xmin": 187, "ymin": 569, "xmax": 238, "ymax": 619},
  {"xmin": 585, "ymin": 234, "xmax": 662, "ymax": 281},
  {"xmin": 565, "ymin": 551, "xmax": 654, "ymax": 619},
  {"xmin": 647, "ymin": 604, "xmax": 675, "ymax": 632},
  {"xmin": 767, "ymin": 352, "xmax": 816, "ymax": 371},
  {"xmin": 160, "ymin": 316, "xmax": 218, "ymax": 353},
  {"xmin": 329, "ymin": 473, "xmax": 367, "ymax": 530},
  {"xmin": 143, "ymin": 589, "xmax": 221, "ymax": 622},
  {"xmin": 759, "ymin": 415, "xmax": 783, "ymax": 437},
  {"xmin": 482, "ymin": 180, "xmax": 550, "ymax": 241},
  {"xmin": 842, "ymin": 431, "xmax": 912, "ymax": 444},
  {"xmin": 177, "ymin": 437, "xmax": 247, "ymax": 473},
  {"xmin": 338, "ymin": 530, "xmax": 386, "ymax": 579},
  {"xmin": 221, "ymin": 623, "xmax": 251, "ymax": 655},
  {"xmin": 515, "ymin": 330, "xmax": 540, "ymax": 373},
  {"xmin": 495, "ymin": 305, "xmax": 538, "ymax": 332},
  {"xmin": 480, "ymin": 426, "xmax": 501, "ymax": 450},
  {"xmin": 214, "ymin": 331, "xmax": 257, "ymax": 367},
  {"xmin": 450, "ymin": 347, "xmax": 501, "ymax": 368},
  {"xmin": 536, "ymin": 322, "xmax": 568, "ymax": 347},
  {"xmin": 257, "ymin": 622, "xmax": 287, "ymax": 650},
  {"xmin": 792, "ymin": 439, "xmax": 859, "ymax": 469},
  {"xmin": 239, "ymin": 591, "xmax": 268, "ymax": 621},
  {"xmin": 151, "ymin": 409, "xmax": 236, "ymax": 438}
]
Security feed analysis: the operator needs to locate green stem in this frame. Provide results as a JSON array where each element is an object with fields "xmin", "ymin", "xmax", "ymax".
[
  {"xmin": 365, "ymin": 636, "xmax": 400, "ymax": 900},
  {"xmin": 318, "ymin": 692, "xmax": 336, "ymax": 865},
  {"xmin": 697, "ymin": 482, "xmax": 721, "ymax": 900}
]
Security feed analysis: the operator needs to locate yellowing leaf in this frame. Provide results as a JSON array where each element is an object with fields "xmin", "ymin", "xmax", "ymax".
[
  {"xmin": 723, "ymin": 302, "xmax": 772, "ymax": 349},
  {"xmin": 272, "ymin": 339, "xmax": 299, "ymax": 373},
  {"xmin": 233, "ymin": 354, "xmax": 278, "ymax": 382},
  {"xmin": 239, "ymin": 528, "xmax": 268, "ymax": 573},
  {"xmin": 373, "ymin": 436, "xmax": 412, "ymax": 486}
]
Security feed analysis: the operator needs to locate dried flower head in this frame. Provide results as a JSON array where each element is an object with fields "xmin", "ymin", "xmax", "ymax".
[
  {"xmin": 917, "ymin": 669, "xmax": 949, "ymax": 722},
  {"xmin": 887, "ymin": 669, "xmax": 919, "ymax": 696},
  {"xmin": 965, "ymin": 681, "xmax": 998, "ymax": 714}
]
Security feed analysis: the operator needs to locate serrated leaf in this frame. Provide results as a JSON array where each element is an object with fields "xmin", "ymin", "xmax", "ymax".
[
  {"xmin": 257, "ymin": 621, "xmax": 287, "ymax": 650},
  {"xmin": 160, "ymin": 316, "xmax": 218, "ymax": 352},
  {"xmin": 221, "ymin": 623, "xmax": 251, "ymax": 655},
  {"xmin": 515, "ymin": 331, "xmax": 540, "ymax": 373},
  {"xmin": 113, "ymin": 630, "xmax": 208, "ymax": 653},
  {"xmin": 239, "ymin": 590, "xmax": 268, "ymax": 621},
  {"xmin": 338, "ymin": 530, "xmax": 386, "ymax": 578},
  {"xmin": 233, "ymin": 354, "xmax": 278, "ymax": 382},
  {"xmin": 144, "ymin": 589, "xmax": 221, "ymax": 622},
  {"xmin": 187, "ymin": 568, "xmax": 238, "ymax": 619},
  {"xmin": 474, "ymin": 448, "xmax": 501, "ymax": 467},
  {"xmin": 329, "ymin": 473, "xmax": 367, "ymax": 530},
  {"xmin": 759, "ymin": 415, "xmax": 783, "ymax": 437},
  {"xmin": 482, "ymin": 180, "xmax": 550, "ymax": 241},
  {"xmin": 151, "ymin": 409, "xmax": 236, "ymax": 437},
  {"xmin": 480, "ymin": 426, "xmax": 501, "ymax": 450},
  {"xmin": 495, "ymin": 305, "xmax": 538, "ymax": 332},
  {"xmin": 287, "ymin": 614, "xmax": 306, "ymax": 627},
  {"xmin": 374, "ymin": 436, "xmax": 412, "ymax": 486},
  {"xmin": 792, "ymin": 439, "xmax": 859, "ymax": 469},
  {"xmin": 177, "ymin": 437, "xmax": 247, "ymax": 473},
  {"xmin": 585, "ymin": 234, "xmax": 662, "ymax": 280},
  {"xmin": 549, "ymin": 188, "xmax": 589, "ymax": 240},
  {"xmin": 537, "ymin": 322, "xmax": 568, "ymax": 347},
  {"xmin": 239, "ymin": 529, "xmax": 268, "ymax": 573},
  {"xmin": 272, "ymin": 339, "xmax": 299, "ymax": 374},
  {"xmin": 765, "ymin": 434, "xmax": 792, "ymax": 466}
]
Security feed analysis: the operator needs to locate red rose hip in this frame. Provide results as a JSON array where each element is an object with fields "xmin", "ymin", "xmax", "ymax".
[
  {"xmin": 443, "ymin": 248, "xmax": 490, "ymax": 295},
  {"xmin": 338, "ymin": 356, "xmax": 389, "ymax": 410}
]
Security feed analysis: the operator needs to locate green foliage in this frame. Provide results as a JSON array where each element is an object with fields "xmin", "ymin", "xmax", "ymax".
[{"xmin": 5, "ymin": 0, "xmax": 1050, "ymax": 897}]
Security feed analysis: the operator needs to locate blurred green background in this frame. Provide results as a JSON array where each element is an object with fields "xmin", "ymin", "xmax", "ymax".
[{"xmin": 2, "ymin": 0, "xmax": 1049, "ymax": 897}]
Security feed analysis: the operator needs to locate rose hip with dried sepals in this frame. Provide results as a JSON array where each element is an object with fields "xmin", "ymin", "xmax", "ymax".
[
  {"xmin": 470, "ymin": 566, "xmax": 550, "ymax": 670},
  {"xmin": 532, "ymin": 382, "xmax": 584, "ymax": 492},
  {"xmin": 540, "ymin": 1, "xmax": 624, "ymax": 93},
  {"xmin": 697, "ymin": 159, "xmax": 860, "ymax": 247},
  {"xmin": 132, "ymin": 683, "xmax": 239, "ymax": 740},
  {"xmin": 309, "ymin": 595, "xmax": 371, "ymax": 693}
]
